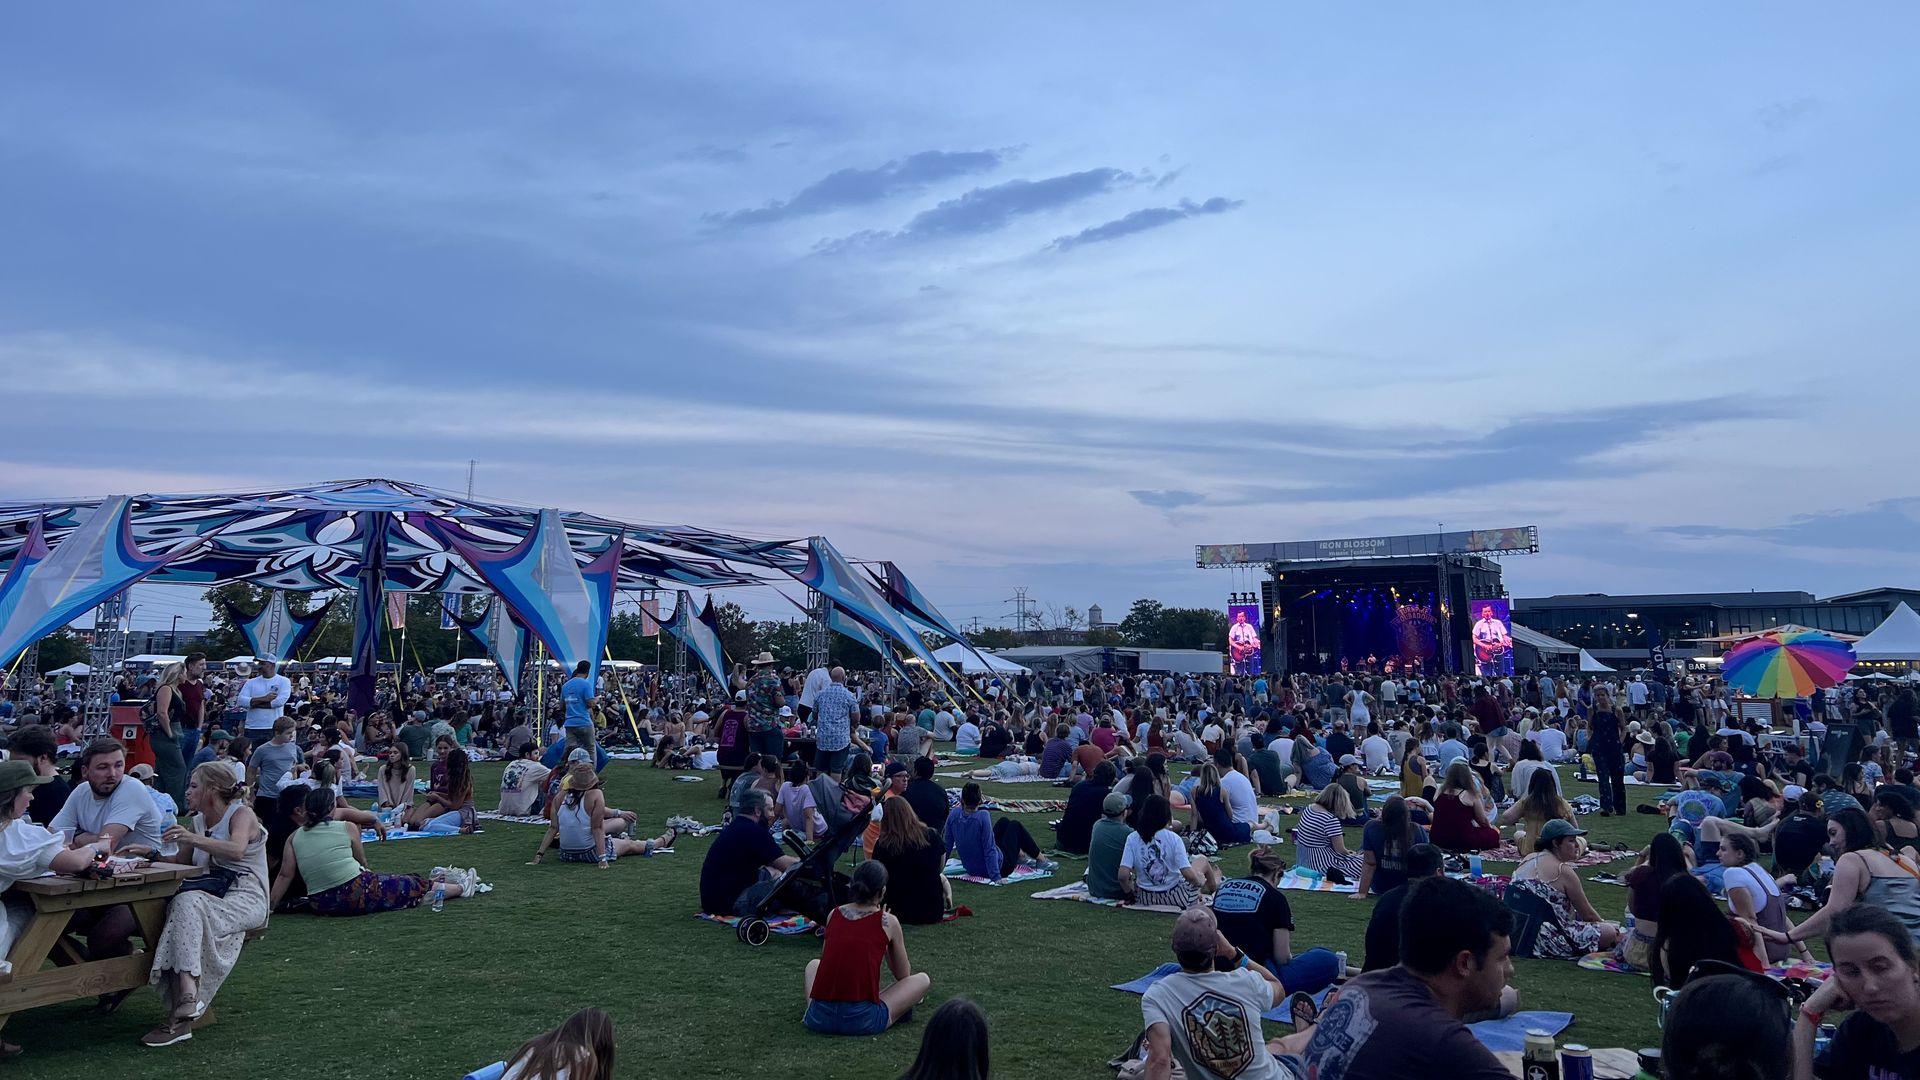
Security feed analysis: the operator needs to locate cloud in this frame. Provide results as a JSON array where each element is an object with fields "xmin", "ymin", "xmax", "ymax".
[
  {"xmin": 1128, "ymin": 489, "xmax": 1206, "ymax": 510},
  {"xmin": 1659, "ymin": 498, "xmax": 1920, "ymax": 554},
  {"xmin": 897, "ymin": 167, "xmax": 1135, "ymax": 239},
  {"xmin": 1756, "ymin": 96, "xmax": 1825, "ymax": 133},
  {"xmin": 708, "ymin": 149, "xmax": 1005, "ymax": 226},
  {"xmin": 682, "ymin": 144, "xmax": 750, "ymax": 165},
  {"xmin": 1047, "ymin": 196, "xmax": 1242, "ymax": 252}
]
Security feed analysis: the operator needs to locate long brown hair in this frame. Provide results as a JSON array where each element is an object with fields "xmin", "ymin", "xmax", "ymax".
[
  {"xmin": 875, "ymin": 795, "xmax": 931, "ymax": 851},
  {"xmin": 443, "ymin": 748, "xmax": 472, "ymax": 805},
  {"xmin": 503, "ymin": 1008, "xmax": 615, "ymax": 1080}
]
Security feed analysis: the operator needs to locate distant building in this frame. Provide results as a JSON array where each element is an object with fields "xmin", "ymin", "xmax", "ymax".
[
  {"xmin": 1513, "ymin": 588, "xmax": 1918, "ymax": 665},
  {"xmin": 1088, "ymin": 604, "xmax": 1117, "ymax": 630}
]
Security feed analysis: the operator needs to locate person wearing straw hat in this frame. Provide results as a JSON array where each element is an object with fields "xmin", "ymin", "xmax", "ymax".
[{"xmin": 744, "ymin": 652, "xmax": 787, "ymax": 763}]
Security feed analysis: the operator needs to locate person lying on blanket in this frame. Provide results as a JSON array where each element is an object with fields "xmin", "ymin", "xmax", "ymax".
[
  {"xmin": 529, "ymin": 754, "xmax": 677, "ymax": 868},
  {"xmin": 968, "ymin": 757, "xmax": 1042, "ymax": 783},
  {"xmin": 1139, "ymin": 905, "xmax": 1316, "ymax": 1080}
]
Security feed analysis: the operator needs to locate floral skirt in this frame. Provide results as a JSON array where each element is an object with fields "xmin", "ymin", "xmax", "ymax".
[{"xmin": 309, "ymin": 870, "xmax": 433, "ymax": 916}]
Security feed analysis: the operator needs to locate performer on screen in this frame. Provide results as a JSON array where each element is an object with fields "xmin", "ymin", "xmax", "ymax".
[
  {"xmin": 1227, "ymin": 609, "xmax": 1261, "ymax": 675},
  {"xmin": 1472, "ymin": 603, "xmax": 1512, "ymax": 677}
]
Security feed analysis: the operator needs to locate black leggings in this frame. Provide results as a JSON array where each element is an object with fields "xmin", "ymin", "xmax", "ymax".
[{"xmin": 993, "ymin": 817, "xmax": 1040, "ymax": 878}]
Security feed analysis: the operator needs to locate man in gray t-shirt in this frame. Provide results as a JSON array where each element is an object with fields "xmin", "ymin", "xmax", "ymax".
[{"xmin": 50, "ymin": 741, "xmax": 169, "ymax": 854}]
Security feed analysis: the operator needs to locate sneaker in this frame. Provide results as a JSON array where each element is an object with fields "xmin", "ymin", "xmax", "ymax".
[{"xmin": 141, "ymin": 1021, "xmax": 193, "ymax": 1048}]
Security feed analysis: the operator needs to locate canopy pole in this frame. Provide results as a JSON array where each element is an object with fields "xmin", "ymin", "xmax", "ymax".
[
  {"xmin": 534, "ymin": 641, "xmax": 548, "ymax": 749},
  {"xmin": 605, "ymin": 646, "xmax": 645, "ymax": 745}
]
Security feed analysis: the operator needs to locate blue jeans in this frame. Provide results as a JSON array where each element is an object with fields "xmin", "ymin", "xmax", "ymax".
[
  {"xmin": 813, "ymin": 745, "xmax": 849, "ymax": 776},
  {"xmin": 423, "ymin": 811, "xmax": 465, "ymax": 834},
  {"xmin": 1268, "ymin": 948, "xmax": 1343, "ymax": 996},
  {"xmin": 748, "ymin": 729, "xmax": 785, "ymax": 762},
  {"xmin": 179, "ymin": 727, "xmax": 202, "ymax": 761}
]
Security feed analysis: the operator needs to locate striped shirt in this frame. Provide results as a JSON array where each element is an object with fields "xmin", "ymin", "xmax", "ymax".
[{"xmin": 1293, "ymin": 806, "xmax": 1348, "ymax": 872}]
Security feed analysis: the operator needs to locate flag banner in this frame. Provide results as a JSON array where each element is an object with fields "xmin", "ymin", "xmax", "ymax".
[
  {"xmin": 386, "ymin": 592, "xmax": 408, "ymax": 631},
  {"xmin": 430, "ymin": 510, "xmax": 619, "ymax": 683},
  {"xmin": 0, "ymin": 499, "xmax": 201, "ymax": 667},
  {"xmin": 872, "ymin": 560, "xmax": 990, "ymax": 669},
  {"xmin": 662, "ymin": 590, "xmax": 728, "ymax": 686},
  {"xmin": 639, "ymin": 597, "xmax": 660, "ymax": 638},
  {"xmin": 460, "ymin": 596, "xmax": 531, "ymax": 694},
  {"xmin": 440, "ymin": 592, "xmax": 460, "ymax": 630}
]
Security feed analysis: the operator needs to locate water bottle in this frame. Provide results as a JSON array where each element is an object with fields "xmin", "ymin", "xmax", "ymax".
[
  {"xmin": 430, "ymin": 885, "xmax": 446, "ymax": 913},
  {"xmin": 1469, "ymin": 853, "xmax": 1484, "ymax": 879}
]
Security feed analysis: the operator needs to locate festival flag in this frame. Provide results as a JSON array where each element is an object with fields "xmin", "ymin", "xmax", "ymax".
[
  {"xmin": 440, "ymin": 592, "xmax": 460, "ymax": 630},
  {"xmin": 0, "ymin": 499, "xmax": 195, "ymax": 667},
  {"xmin": 460, "ymin": 596, "xmax": 531, "ymax": 693},
  {"xmin": 662, "ymin": 590, "xmax": 728, "ymax": 686},
  {"xmin": 1648, "ymin": 628, "xmax": 1669, "ymax": 679},
  {"xmin": 219, "ymin": 590, "xmax": 336, "ymax": 661},
  {"xmin": 386, "ymin": 592, "xmax": 408, "ymax": 631},
  {"xmin": 872, "ymin": 560, "xmax": 990, "ymax": 669},
  {"xmin": 790, "ymin": 537, "xmax": 957, "ymax": 692},
  {"xmin": 639, "ymin": 597, "xmax": 660, "ymax": 638},
  {"xmin": 430, "ymin": 511, "xmax": 619, "ymax": 683}
]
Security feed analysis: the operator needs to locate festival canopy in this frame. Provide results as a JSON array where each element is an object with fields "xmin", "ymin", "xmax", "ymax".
[
  {"xmin": 932, "ymin": 641, "xmax": 1031, "ymax": 675},
  {"xmin": 1852, "ymin": 603, "xmax": 1920, "ymax": 663},
  {"xmin": 48, "ymin": 662, "xmax": 89, "ymax": 676}
]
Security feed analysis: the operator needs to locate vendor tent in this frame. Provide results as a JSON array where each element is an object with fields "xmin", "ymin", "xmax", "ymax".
[
  {"xmin": 1853, "ymin": 603, "xmax": 1920, "ymax": 662},
  {"xmin": 932, "ymin": 641, "xmax": 1029, "ymax": 675},
  {"xmin": 1579, "ymin": 650, "xmax": 1614, "ymax": 672},
  {"xmin": 992, "ymin": 645, "xmax": 1107, "ymax": 675},
  {"xmin": 434, "ymin": 658, "xmax": 497, "ymax": 674},
  {"xmin": 48, "ymin": 662, "xmax": 89, "ymax": 676}
]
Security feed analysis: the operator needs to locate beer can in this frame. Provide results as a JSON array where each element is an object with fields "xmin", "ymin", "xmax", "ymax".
[{"xmin": 1561, "ymin": 1044, "xmax": 1593, "ymax": 1080}]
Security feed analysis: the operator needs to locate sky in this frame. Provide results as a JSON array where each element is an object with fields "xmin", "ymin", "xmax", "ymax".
[{"xmin": 3, "ymin": 5, "xmax": 1918, "ymax": 637}]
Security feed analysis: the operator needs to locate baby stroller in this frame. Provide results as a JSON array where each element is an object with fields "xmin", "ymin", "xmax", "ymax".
[{"xmin": 734, "ymin": 807, "xmax": 869, "ymax": 946}]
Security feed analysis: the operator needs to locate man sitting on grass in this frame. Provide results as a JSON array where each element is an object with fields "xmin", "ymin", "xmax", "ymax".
[
  {"xmin": 1139, "ymin": 905, "xmax": 1313, "ymax": 1080},
  {"xmin": 700, "ymin": 789, "xmax": 799, "ymax": 917}
]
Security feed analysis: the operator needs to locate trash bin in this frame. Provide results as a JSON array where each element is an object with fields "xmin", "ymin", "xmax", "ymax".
[{"xmin": 112, "ymin": 701, "xmax": 157, "ymax": 770}]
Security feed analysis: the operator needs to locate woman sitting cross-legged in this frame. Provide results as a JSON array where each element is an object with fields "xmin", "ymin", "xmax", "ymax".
[
  {"xmin": 1293, "ymin": 784, "xmax": 1364, "ymax": 883},
  {"xmin": 802, "ymin": 861, "xmax": 932, "ymax": 1037},
  {"xmin": 1189, "ymin": 763, "xmax": 1251, "ymax": 847},
  {"xmin": 403, "ymin": 744, "xmax": 476, "ymax": 834},
  {"xmin": 143, "ymin": 762, "xmax": 271, "ymax": 1047},
  {"xmin": 1118, "ymin": 794, "xmax": 1221, "ymax": 908},
  {"xmin": 1428, "ymin": 760, "xmax": 1501, "ymax": 853},
  {"xmin": 1498, "ymin": 767, "xmax": 1575, "ymax": 855},
  {"xmin": 270, "ymin": 786, "xmax": 481, "ymax": 916},
  {"xmin": 869, "ymin": 796, "xmax": 952, "ymax": 925},
  {"xmin": 1352, "ymin": 793, "xmax": 1428, "ymax": 897},
  {"xmin": 1507, "ymin": 819, "xmax": 1622, "ymax": 959},
  {"xmin": 530, "ymin": 753, "xmax": 676, "ymax": 868},
  {"xmin": 1212, "ymin": 845, "xmax": 1348, "ymax": 996},
  {"xmin": 943, "ymin": 783, "xmax": 1055, "ymax": 883}
]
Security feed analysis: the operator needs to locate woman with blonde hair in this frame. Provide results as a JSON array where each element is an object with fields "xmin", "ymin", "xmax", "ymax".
[
  {"xmin": 529, "ymin": 753, "xmax": 676, "ymax": 868},
  {"xmin": 148, "ymin": 661, "xmax": 191, "ymax": 808},
  {"xmin": 1293, "ymin": 784, "xmax": 1364, "ymax": 881},
  {"xmin": 143, "ymin": 761, "xmax": 270, "ymax": 1047}
]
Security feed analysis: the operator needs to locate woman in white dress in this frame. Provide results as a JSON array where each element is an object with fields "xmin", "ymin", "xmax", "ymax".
[
  {"xmin": 0, "ymin": 760, "xmax": 115, "ymax": 1058},
  {"xmin": 142, "ymin": 762, "xmax": 270, "ymax": 1048}
]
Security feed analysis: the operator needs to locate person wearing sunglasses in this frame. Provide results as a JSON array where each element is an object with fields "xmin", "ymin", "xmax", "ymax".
[{"xmin": 1795, "ymin": 904, "xmax": 1920, "ymax": 1080}]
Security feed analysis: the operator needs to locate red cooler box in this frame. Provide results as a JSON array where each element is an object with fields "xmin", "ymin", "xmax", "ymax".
[{"xmin": 112, "ymin": 702, "xmax": 156, "ymax": 770}]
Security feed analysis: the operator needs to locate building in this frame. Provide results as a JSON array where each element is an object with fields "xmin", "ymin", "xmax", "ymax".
[
  {"xmin": 1513, "ymin": 588, "xmax": 1920, "ymax": 665},
  {"xmin": 122, "ymin": 629, "xmax": 214, "ymax": 656}
]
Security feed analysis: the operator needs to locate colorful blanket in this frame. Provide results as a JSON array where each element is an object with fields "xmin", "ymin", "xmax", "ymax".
[
  {"xmin": 992, "ymin": 799, "xmax": 1069, "ymax": 814},
  {"xmin": 1277, "ymin": 868, "xmax": 1358, "ymax": 893},
  {"xmin": 937, "ymin": 771, "xmax": 1062, "ymax": 784},
  {"xmin": 360, "ymin": 827, "xmax": 457, "ymax": 843},
  {"xmin": 1031, "ymin": 881, "xmax": 1189, "ymax": 912},
  {"xmin": 943, "ymin": 859, "xmax": 1054, "ymax": 886},
  {"xmin": 1479, "ymin": 843, "xmax": 1634, "ymax": 867},
  {"xmin": 475, "ymin": 811, "xmax": 548, "ymax": 826},
  {"xmin": 696, "ymin": 913, "xmax": 818, "ymax": 935},
  {"xmin": 1578, "ymin": 953, "xmax": 1827, "ymax": 981}
]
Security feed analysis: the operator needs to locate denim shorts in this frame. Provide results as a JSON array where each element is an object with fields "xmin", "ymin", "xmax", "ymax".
[{"xmin": 803, "ymin": 999, "xmax": 890, "ymax": 1036}]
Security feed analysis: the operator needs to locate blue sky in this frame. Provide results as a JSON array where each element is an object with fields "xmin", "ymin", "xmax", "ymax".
[{"xmin": 3, "ymin": 5, "xmax": 1917, "ymax": 635}]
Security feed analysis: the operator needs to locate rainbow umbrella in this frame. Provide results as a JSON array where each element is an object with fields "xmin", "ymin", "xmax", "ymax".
[{"xmin": 1722, "ymin": 630, "xmax": 1857, "ymax": 698}]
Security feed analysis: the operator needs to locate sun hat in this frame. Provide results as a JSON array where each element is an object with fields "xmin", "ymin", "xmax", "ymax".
[
  {"xmin": 750, "ymin": 652, "xmax": 777, "ymax": 666},
  {"xmin": 1635, "ymin": 730, "xmax": 1656, "ymax": 746},
  {"xmin": 778, "ymin": 705, "xmax": 794, "ymax": 717},
  {"xmin": 0, "ymin": 760, "xmax": 53, "ymax": 793},
  {"xmin": 1538, "ymin": 819, "xmax": 1587, "ymax": 843}
]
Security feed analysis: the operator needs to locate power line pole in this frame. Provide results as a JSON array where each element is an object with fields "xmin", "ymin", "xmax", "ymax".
[{"xmin": 1003, "ymin": 587, "xmax": 1036, "ymax": 634}]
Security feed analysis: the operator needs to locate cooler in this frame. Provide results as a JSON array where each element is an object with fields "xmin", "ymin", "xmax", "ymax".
[{"xmin": 112, "ymin": 701, "xmax": 157, "ymax": 770}]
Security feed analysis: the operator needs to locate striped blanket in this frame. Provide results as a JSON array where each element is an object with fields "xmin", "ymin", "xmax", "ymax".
[
  {"xmin": 943, "ymin": 859, "xmax": 1054, "ymax": 886},
  {"xmin": 1277, "ymin": 868, "xmax": 1356, "ymax": 894},
  {"xmin": 1030, "ymin": 880, "xmax": 1191, "ymax": 913},
  {"xmin": 696, "ymin": 913, "xmax": 818, "ymax": 935}
]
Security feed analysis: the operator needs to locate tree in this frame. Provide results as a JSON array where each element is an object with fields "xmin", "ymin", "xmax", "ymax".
[
  {"xmin": 754, "ymin": 620, "xmax": 808, "ymax": 670},
  {"xmin": 711, "ymin": 601, "xmax": 756, "ymax": 666},
  {"xmin": 1084, "ymin": 627, "xmax": 1126, "ymax": 647},
  {"xmin": 35, "ymin": 629, "xmax": 88, "ymax": 670},
  {"xmin": 1118, "ymin": 599, "xmax": 1167, "ymax": 647},
  {"xmin": 969, "ymin": 627, "xmax": 1021, "ymax": 650}
]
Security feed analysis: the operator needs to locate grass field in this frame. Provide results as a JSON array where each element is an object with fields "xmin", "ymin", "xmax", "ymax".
[{"xmin": 3, "ymin": 761, "xmax": 1685, "ymax": 1079}]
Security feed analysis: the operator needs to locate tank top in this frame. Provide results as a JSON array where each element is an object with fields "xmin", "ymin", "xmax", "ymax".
[
  {"xmin": 557, "ymin": 796, "xmax": 595, "ymax": 852},
  {"xmin": 1723, "ymin": 864, "xmax": 1791, "ymax": 962},
  {"xmin": 200, "ymin": 800, "xmax": 270, "ymax": 882},
  {"xmin": 1860, "ymin": 871, "xmax": 1920, "ymax": 943},
  {"xmin": 289, "ymin": 820, "xmax": 363, "ymax": 895},
  {"xmin": 1400, "ymin": 757, "xmax": 1426, "ymax": 798},
  {"xmin": 809, "ymin": 905, "xmax": 888, "ymax": 1004}
]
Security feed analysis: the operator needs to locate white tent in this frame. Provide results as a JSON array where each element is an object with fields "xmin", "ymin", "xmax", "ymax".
[
  {"xmin": 1853, "ymin": 603, "xmax": 1920, "ymax": 662},
  {"xmin": 434, "ymin": 658, "xmax": 497, "ymax": 674},
  {"xmin": 1579, "ymin": 650, "xmax": 1614, "ymax": 672},
  {"xmin": 933, "ymin": 642, "xmax": 1031, "ymax": 675},
  {"xmin": 120, "ymin": 654, "xmax": 187, "ymax": 668},
  {"xmin": 48, "ymin": 662, "xmax": 90, "ymax": 676},
  {"xmin": 604, "ymin": 659, "xmax": 643, "ymax": 671}
]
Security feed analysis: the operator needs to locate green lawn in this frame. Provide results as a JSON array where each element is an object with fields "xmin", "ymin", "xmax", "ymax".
[{"xmin": 3, "ymin": 763, "xmax": 1681, "ymax": 1079}]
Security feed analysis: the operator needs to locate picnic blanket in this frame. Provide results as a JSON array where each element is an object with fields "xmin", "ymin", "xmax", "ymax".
[
  {"xmin": 1113, "ymin": 964, "xmax": 1574, "ymax": 1048},
  {"xmin": 991, "ymin": 798, "xmax": 1069, "ymax": 814},
  {"xmin": 936, "ymin": 771, "xmax": 1061, "ymax": 784},
  {"xmin": 1031, "ymin": 881, "xmax": 1190, "ymax": 912},
  {"xmin": 343, "ymin": 778, "xmax": 430, "ymax": 798},
  {"xmin": 475, "ymin": 811, "xmax": 548, "ymax": 826},
  {"xmin": 673, "ymin": 775, "xmax": 705, "ymax": 782},
  {"xmin": 1580, "ymin": 951, "xmax": 1832, "ymax": 981},
  {"xmin": 1479, "ymin": 843, "xmax": 1634, "ymax": 867},
  {"xmin": 943, "ymin": 858, "xmax": 1054, "ymax": 886},
  {"xmin": 695, "ymin": 913, "xmax": 818, "ymax": 935},
  {"xmin": 1277, "ymin": 868, "xmax": 1357, "ymax": 894},
  {"xmin": 360, "ymin": 827, "xmax": 458, "ymax": 843}
]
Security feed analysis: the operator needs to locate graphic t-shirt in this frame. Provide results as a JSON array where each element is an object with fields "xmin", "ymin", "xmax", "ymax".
[
  {"xmin": 1820, "ymin": 1011, "xmax": 1920, "ymax": 1080},
  {"xmin": 1121, "ymin": 829, "xmax": 1192, "ymax": 894},
  {"xmin": 1211, "ymin": 877, "xmax": 1294, "ymax": 967},
  {"xmin": 1298, "ymin": 966, "xmax": 1511, "ymax": 1080},
  {"xmin": 1140, "ymin": 967, "xmax": 1287, "ymax": 1080}
]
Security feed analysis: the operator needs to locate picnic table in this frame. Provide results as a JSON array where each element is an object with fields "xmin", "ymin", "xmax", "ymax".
[{"xmin": 0, "ymin": 861, "xmax": 197, "ymax": 1033}]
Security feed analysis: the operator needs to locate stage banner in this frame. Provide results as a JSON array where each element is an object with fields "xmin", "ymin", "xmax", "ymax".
[
  {"xmin": 1226, "ymin": 603, "xmax": 1264, "ymax": 676},
  {"xmin": 430, "ymin": 511, "xmax": 620, "ymax": 683},
  {"xmin": 1469, "ymin": 597, "xmax": 1516, "ymax": 678},
  {"xmin": 0, "ymin": 499, "xmax": 201, "ymax": 668},
  {"xmin": 221, "ymin": 590, "xmax": 335, "ymax": 661},
  {"xmin": 386, "ymin": 592, "xmax": 408, "ymax": 631},
  {"xmin": 639, "ymin": 597, "xmax": 660, "ymax": 638}
]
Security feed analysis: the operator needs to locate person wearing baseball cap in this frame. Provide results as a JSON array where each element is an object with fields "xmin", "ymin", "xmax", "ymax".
[
  {"xmin": 1087, "ymin": 792, "xmax": 1133, "ymax": 901},
  {"xmin": 1139, "ymin": 904, "xmax": 1303, "ymax": 1079},
  {"xmin": 1506, "ymin": 818, "xmax": 1622, "ymax": 959},
  {"xmin": 237, "ymin": 654, "xmax": 292, "ymax": 745}
]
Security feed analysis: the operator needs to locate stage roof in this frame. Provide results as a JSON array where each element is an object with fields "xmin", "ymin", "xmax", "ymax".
[{"xmin": 0, "ymin": 478, "xmax": 799, "ymax": 594}]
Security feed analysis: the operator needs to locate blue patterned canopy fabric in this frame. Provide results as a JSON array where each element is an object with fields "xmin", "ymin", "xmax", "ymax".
[{"xmin": 0, "ymin": 498, "xmax": 202, "ymax": 665}]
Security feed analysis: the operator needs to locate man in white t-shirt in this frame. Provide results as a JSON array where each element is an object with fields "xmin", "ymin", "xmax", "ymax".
[
  {"xmin": 1360, "ymin": 728, "xmax": 1393, "ymax": 775},
  {"xmin": 1141, "ymin": 906, "xmax": 1303, "ymax": 1080},
  {"xmin": 238, "ymin": 655, "xmax": 293, "ymax": 742},
  {"xmin": 1530, "ymin": 721, "xmax": 1570, "ymax": 763},
  {"xmin": 51, "ymin": 739, "xmax": 168, "ymax": 854}
]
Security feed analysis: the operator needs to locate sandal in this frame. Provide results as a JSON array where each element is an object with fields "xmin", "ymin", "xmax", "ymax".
[
  {"xmin": 658, "ymin": 826, "xmax": 680, "ymax": 850},
  {"xmin": 1286, "ymin": 991, "xmax": 1319, "ymax": 1031}
]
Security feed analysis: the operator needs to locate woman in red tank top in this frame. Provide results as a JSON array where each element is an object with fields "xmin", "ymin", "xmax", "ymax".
[{"xmin": 802, "ymin": 861, "xmax": 932, "ymax": 1037}]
